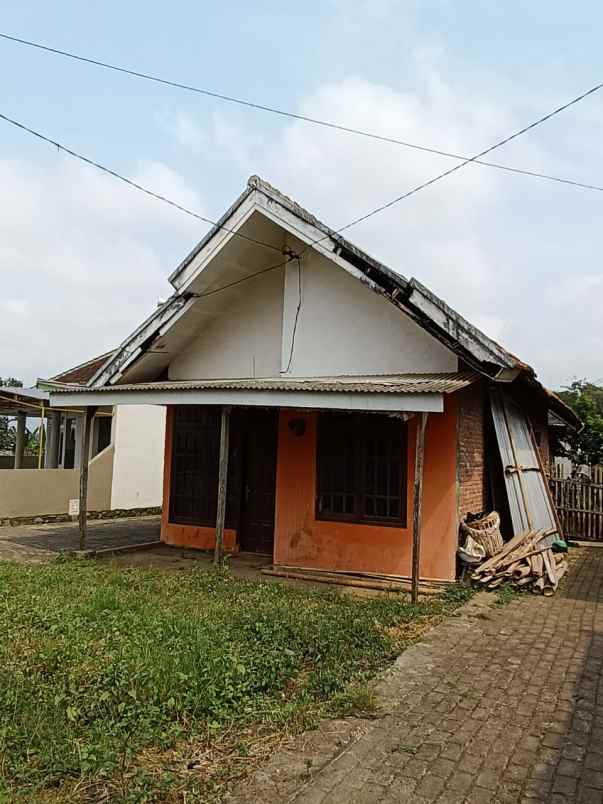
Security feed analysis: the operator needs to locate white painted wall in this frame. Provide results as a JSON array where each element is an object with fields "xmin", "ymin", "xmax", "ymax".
[
  {"xmin": 110, "ymin": 405, "xmax": 166, "ymax": 510},
  {"xmin": 281, "ymin": 249, "xmax": 457, "ymax": 376},
  {"xmin": 169, "ymin": 267, "xmax": 284, "ymax": 380},
  {"xmin": 167, "ymin": 243, "xmax": 456, "ymax": 381}
]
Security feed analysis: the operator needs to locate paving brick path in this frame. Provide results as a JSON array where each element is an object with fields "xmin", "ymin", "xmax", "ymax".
[
  {"xmin": 0, "ymin": 515, "xmax": 160, "ymax": 559},
  {"xmin": 231, "ymin": 546, "xmax": 603, "ymax": 804}
]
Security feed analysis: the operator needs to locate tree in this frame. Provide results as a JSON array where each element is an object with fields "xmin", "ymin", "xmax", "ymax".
[
  {"xmin": 556, "ymin": 380, "xmax": 603, "ymax": 465},
  {"xmin": 0, "ymin": 377, "xmax": 24, "ymax": 453},
  {"xmin": 0, "ymin": 417, "xmax": 16, "ymax": 452}
]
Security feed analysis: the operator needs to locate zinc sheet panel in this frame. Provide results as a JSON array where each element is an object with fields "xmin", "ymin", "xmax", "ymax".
[
  {"xmin": 51, "ymin": 372, "xmax": 479, "ymax": 395},
  {"xmin": 490, "ymin": 389, "xmax": 558, "ymax": 537}
]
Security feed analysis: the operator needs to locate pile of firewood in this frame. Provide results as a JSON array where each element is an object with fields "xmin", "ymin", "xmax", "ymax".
[{"xmin": 471, "ymin": 528, "xmax": 568, "ymax": 596}]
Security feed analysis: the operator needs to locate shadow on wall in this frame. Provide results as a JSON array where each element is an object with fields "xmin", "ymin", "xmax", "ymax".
[{"xmin": 0, "ymin": 456, "xmax": 38, "ymax": 470}]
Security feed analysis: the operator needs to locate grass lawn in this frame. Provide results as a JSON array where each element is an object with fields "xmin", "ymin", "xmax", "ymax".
[{"xmin": 0, "ymin": 559, "xmax": 471, "ymax": 803}]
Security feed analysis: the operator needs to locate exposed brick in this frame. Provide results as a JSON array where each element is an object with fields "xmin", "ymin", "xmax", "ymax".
[{"xmin": 457, "ymin": 382, "xmax": 487, "ymax": 518}]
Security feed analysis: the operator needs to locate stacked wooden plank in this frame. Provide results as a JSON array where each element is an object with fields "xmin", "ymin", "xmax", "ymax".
[{"xmin": 471, "ymin": 528, "xmax": 568, "ymax": 596}]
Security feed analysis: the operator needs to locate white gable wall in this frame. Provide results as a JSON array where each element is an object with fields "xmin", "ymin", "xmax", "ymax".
[
  {"xmin": 281, "ymin": 249, "xmax": 457, "ymax": 376},
  {"xmin": 169, "ymin": 266, "xmax": 285, "ymax": 380},
  {"xmin": 166, "ymin": 234, "xmax": 456, "ymax": 382}
]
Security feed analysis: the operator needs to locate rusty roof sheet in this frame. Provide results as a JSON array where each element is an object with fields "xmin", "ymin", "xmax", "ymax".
[
  {"xmin": 49, "ymin": 372, "xmax": 478, "ymax": 395},
  {"xmin": 50, "ymin": 350, "xmax": 117, "ymax": 385}
]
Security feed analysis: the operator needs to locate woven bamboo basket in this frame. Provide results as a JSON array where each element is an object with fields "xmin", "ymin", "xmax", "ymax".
[{"xmin": 460, "ymin": 511, "xmax": 503, "ymax": 558}]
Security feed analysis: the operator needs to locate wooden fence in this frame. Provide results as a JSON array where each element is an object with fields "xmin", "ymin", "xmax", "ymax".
[{"xmin": 549, "ymin": 464, "xmax": 603, "ymax": 541}]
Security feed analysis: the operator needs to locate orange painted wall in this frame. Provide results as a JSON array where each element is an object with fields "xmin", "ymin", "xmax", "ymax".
[
  {"xmin": 160, "ymin": 406, "xmax": 238, "ymax": 551},
  {"xmin": 273, "ymin": 398, "xmax": 459, "ymax": 582}
]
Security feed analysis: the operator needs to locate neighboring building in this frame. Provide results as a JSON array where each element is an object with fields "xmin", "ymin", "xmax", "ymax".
[
  {"xmin": 48, "ymin": 354, "xmax": 166, "ymax": 510},
  {"xmin": 0, "ymin": 354, "xmax": 165, "ymax": 519},
  {"xmin": 47, "ymin": 176, "xmax": 579, "ymax": 581}
]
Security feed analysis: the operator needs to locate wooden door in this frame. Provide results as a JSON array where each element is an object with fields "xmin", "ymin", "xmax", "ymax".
[{"xmin": 239, "ymin": 410, "xmax": 278, "ymax": 554}]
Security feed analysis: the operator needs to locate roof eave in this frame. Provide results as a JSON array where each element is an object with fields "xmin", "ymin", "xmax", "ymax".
[{"xmin": 167, "ymin": 183, "xmax": 255, "ymax": 288}]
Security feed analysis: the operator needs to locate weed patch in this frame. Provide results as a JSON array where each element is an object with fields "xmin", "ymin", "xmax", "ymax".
[{"xmin": 0, "ymin": 560, "xmax": 469, "ymax": 801}]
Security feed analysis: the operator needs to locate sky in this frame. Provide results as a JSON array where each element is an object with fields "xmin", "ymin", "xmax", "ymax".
[{"xmin": 0, "ymin": 0, "xmax": 602, "ymax": 389}]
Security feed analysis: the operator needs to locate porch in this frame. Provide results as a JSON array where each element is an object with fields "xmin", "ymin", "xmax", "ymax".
[
  {"xmin": 162, "ymin": 402, "xmax": 459, "ymax": 585},
  {"xmin": 48, "ymin": 372, "xmax": 476, "ymax": 596}
]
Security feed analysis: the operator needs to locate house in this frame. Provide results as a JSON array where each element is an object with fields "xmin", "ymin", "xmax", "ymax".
[
  {"xmin": 0, "ymin": 353, "xmax": 165, "ymax": 520},
  {"xmin": 46, "ymin": 176, "xmax": 579, "ymax": 582}
]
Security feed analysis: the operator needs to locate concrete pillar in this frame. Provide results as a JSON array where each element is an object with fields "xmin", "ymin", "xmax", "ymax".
[
  {"xmin": 46, "ymin": 412, "xmax": 61, "ymax": 469},
  {"xmin": 73, "ymin": 416, "xmax": 85, "ymax": 470},
  {"xmin": 14, "ymin": 411, "xmax": 26, "ymax": 469}
]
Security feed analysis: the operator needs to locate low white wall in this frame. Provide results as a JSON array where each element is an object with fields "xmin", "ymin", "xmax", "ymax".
[
  {"xmin": 0, "ymin": 447, "xmax": 114, "ymax": 519},
  {"xmin": 110, "ymin": 405, "xmax": 165, "ymax": 510}
]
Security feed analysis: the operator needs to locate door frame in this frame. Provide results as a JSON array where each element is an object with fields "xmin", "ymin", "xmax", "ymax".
[{"xmin": 238, "ymin": 409, "xmax": 279, "ymax": 555}]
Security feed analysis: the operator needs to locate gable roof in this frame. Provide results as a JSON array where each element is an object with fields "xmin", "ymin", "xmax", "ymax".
[
  {"xmin": 77, "ymin": 176, "xmax": 578, "ymax": 428},
  {"xmin": 50, "ymin": 350, "xmax": 117, "ymax": 386}
]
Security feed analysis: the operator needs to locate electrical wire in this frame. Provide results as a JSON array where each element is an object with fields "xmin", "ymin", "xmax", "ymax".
[
  {"xmin": 1, "ymin": 31, "xmax": 602, "ymax": 194},
  {"xmin": 191, "ymin": 79, "xmax": 603, "ymax": 302},
  {"xmin": 2, "ymin": 78, "xmax": 602, "ymax": 314},
  {"xmin": 282, "ymin": 256, "xmax": 303, "ymax": 374},
  {"xmin": 0, "ymin": 112, "xmax": 283, "ymax": 254},
  {"xmin": 312, "ymin": 79, "xmax": 603, "ymax": 240}
]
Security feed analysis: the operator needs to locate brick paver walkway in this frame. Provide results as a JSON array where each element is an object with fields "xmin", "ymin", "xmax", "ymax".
[
  {"xmin": 0, "ymin": 515, "xmax": 160, "ymax": 560},
  {"xmin": 231, "ymin": 546, "xmax": 603, "ymax": 804}
]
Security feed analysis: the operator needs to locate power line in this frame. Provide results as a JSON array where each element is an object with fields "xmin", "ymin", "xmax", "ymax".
[
  {"xmin": 2, "ymin": 79, "xmax": 602, "ymax": 313},
  {"xmin": 189, "ymin": 77, "xmax": 603, "ymax": 303},
  {"xmin": 200, "ymin": 78, "xmax": 603, "ymax": 295},
  {"xmin": 324, "ymin": 80, "xmax": 603, "ymax": 237},
  {"xmin": 1, "ymin": 31, "xmax": 602, "ymax": 195},
  {"xmin": 0, "ymin": 111, "xmax": 283, "ymax": 254}
]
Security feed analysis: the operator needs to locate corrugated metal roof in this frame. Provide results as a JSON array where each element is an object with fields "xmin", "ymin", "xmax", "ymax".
[
  {"xmin": 50, "ymin": 372, "xmax": 478, "ymax": 395},
  {"xmin": 1, "ymin": 386, "xmax": 48, "ymax": 401}
]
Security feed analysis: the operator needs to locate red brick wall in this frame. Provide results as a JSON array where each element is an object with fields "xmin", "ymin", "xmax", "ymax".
[{"xmin": 458, "ymin": 382, "xmax": 487, "ymax": 519}]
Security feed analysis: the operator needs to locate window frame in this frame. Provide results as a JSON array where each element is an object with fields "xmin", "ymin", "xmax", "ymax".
[{"xmin": 315, "ymin": 412, "xmax": 408, "ymax": 528}]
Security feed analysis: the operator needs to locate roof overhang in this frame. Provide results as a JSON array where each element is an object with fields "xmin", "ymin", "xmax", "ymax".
[
  {"xmin": 49, "ymin": 387, "xmax": 443, "ymax": 413},
  {"xmin": 48, "ymin": 372, "xmax": 479, "ymax": 413},
  {"xmin": 0, "ymin": 387, "xmax": 49, "ymax": 416}
]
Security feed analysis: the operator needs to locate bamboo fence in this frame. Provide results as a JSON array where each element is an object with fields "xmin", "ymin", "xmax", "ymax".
[{"xmin": 549, "ymin": 464, "xmax": 603, "ymax": 541}]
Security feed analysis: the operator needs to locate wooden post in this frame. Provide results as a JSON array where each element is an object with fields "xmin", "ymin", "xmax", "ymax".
[
  {"xmin": 79, "ymin": 407, "xmax": 97, "ymax": 551},
  {"xmin": 214, "ymin": 406, "xmax": 231, "ymax": 567},
  {"xmin": 411, "ymin": 412, "xmax": 429, "ymax": 604},
  {"xmin": 37, "ymin": 404, "xmax": 45, "ymax": 470}
]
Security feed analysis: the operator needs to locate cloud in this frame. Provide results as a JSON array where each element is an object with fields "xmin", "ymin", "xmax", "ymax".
[
  {"xmin": 159, "ymin": 110, "xmax": 208, "ymax": 155},
  {"xmin": 0, "ymin": 299, "xmax": 29, "ymax": 317},
  {"xmin": 162, "ymin": 59, "xmax": 601, "ymax": 388},
  {"xmin": 3, "ymin": 26, "xmax": 600, "ymax": 392},
  {"xmin": 0, "ymin": 155, "xmax": 205, "ymax": 384}
]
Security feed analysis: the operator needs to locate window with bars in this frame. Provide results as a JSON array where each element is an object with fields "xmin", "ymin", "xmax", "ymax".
[{"xmin": 316, "ymin": 413, "xmax": 407, "ymax": 526}]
